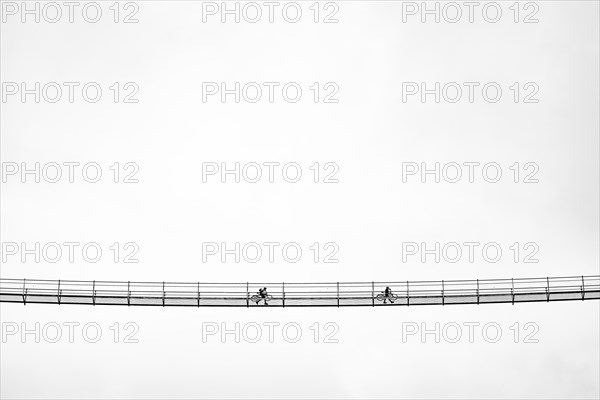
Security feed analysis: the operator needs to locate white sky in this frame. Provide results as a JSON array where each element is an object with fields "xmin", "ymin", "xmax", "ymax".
[{"xmin": 1, "ymin": 1, "xmax": 599, "ymax": 398}]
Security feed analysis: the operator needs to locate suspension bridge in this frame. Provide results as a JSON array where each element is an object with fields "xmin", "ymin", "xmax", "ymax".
[{"xmin": 1, "ymin": 275, "xmax": 599, "ymax": 307}]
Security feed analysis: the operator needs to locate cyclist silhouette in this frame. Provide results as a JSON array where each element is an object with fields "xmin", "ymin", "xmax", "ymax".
[
  {"xmin": 383, "ymin": 286, "xmax": 395, "ymax": 304},
  {"xmin": 257, "ymin": 287, "xmax": 269, "ymax": 305}
]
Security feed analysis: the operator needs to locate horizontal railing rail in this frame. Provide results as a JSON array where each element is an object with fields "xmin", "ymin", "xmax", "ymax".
[{"xmin": 1, "ymin": 275, "xmax": 598, "ymax": 307}]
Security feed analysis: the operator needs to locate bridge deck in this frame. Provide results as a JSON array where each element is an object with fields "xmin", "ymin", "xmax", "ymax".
[{"xmin": 1, "ymin": 276, "xmax": 598, "ymax": 307}]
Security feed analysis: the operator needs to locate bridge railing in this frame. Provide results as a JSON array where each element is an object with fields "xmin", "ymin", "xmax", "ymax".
[{"xmin": 1, "ymin": 275, "xmax": 598, "ymax": 306}]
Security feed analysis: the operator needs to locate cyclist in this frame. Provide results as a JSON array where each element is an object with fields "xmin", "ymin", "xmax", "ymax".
[
  {"xmin": 257, "ymin": 287, "xmax": 269, "ymax": 305},
  {"xmin": 383, "ymin": 286, "xmax": 395, "ymax": 304}
]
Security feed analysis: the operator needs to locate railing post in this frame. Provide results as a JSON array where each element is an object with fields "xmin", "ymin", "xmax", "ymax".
[
  {"xmin": 197, "ymin": 282, "xmax": 200, "ymax": 307},
  {"xmin": 92, "ymin": 280, "xmax": 96, "ymax": 306},
  {"xmin": 406, "ymin": 281, "xmax": 409, "ymax": 306},
  {"xmin": 582, "ymin": 275, "xmax": 585, "ymax": 300},
  {"xmin": 22, "ymin": 278, "xmax": 27, "ymax": 306},
  {"xmin": 546, "ymin": 277, "xmax": 550, "ymax": 302},
  {"xmin": 57, "ymin": 279, "xmax": 61, "ymax": 305},
  {"xmin": 337, "ymin": 282, "xmax": 340, "ymax": 307},
  {"xmin": 162, "ymin": 281, "xmax": 165, "ymax": 307},
  {"xmin": 511, "ymin": 278, "xmax": 515, "ymax": 305},
  {"xmin": 282, "ymin": 282, "xmax": 285, "ymax": 308},
  {"xmin": 441, "ymin": 280, "xmax": 445, "ymax": 306},
  {"xmin": 127, "ymin": 281, "xmax": 131, "ymax": 306},
  {"xmin": 246, "ymin": 282, "xmax": 249, "ymax": 308},
  {"xmin": 371, "ymin": 282, "xmax": 374, "ymax": 307},
  {"xmin": 476, "ymin": 279, "xmax": 480, "ymax": 305}
]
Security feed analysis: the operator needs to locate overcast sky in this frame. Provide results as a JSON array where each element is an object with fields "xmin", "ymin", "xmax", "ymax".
[{"xmin": 1, "ymin": 1, "xmax": 599, "ymax": 398}]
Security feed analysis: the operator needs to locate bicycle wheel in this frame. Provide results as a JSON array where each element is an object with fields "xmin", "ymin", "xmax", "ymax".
[{"xmin": 250, "ymin": 295, "xmax": 261, "ymax": 303}]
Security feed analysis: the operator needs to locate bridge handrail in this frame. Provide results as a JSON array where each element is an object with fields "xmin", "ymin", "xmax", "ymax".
[{"xmin": 2, "ymin": 275, "xmax": 599, "ymax": 300}]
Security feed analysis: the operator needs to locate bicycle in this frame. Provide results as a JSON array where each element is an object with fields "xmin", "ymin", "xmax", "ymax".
[
  {"xmin": 250, "ymin": 294, "xmax": 273, "ymax": 304},
  {"xmin": 375, "ymin": 292, "xmax": 398, "ymax": 304}
]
